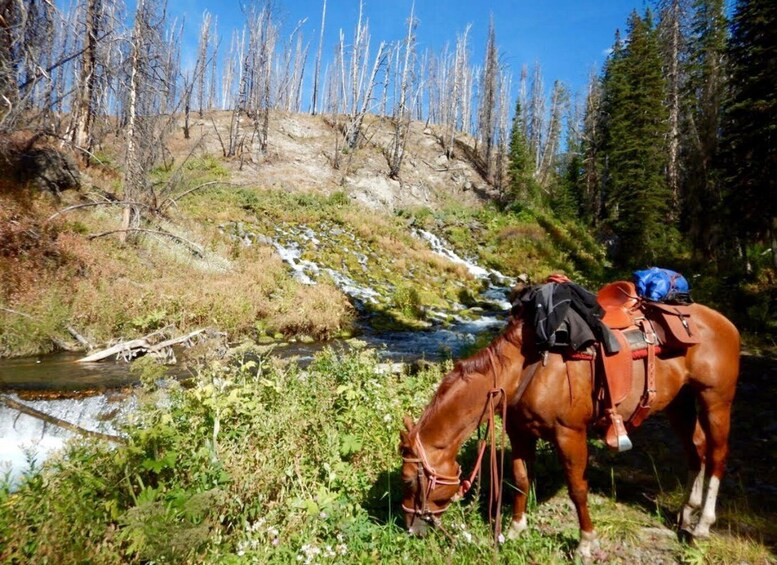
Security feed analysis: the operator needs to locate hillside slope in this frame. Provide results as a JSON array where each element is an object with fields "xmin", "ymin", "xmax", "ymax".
[{"xmin": 0, "ymin": 111, "xmax": 604, "ymax": 358}]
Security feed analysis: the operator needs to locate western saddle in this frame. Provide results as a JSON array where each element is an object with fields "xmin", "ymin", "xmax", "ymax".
[{"xmin": 593, "ymin": 281, "xmax": 700, "ymax": 451}]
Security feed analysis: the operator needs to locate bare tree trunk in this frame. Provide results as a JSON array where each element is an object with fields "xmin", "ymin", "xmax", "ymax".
[
  {"xmin": 121, "ymin": 0, "xmax": 144, "ymax": 243},
  {"xmin": 208, "ymin": 17, "xmax": 218, "ymax": 111},
  {"xmin": 537, "ymin": 80, "xmax": 566, "ymax": 188},
  {"xmin": 387, "ymin": 2, "xmax": 416, "ymax": 179},
  {"xmin": 71, "ymin": 0, "xmax": 102, "ymax": 157},
  {"xmin": 477, "ymin": 19, "xmax": 498, "ymax": 181},
  {"xmin": 311, "ymin": 0, "xmax": 326, "ymax": 115},
  {"xmin": 196, "ymin": 10, "xmax": 211, "ymax": 118},
  {"xmin": 528, "ymin": 62, "xmax": 545, "ymax": 176},
  {"xmin": 665, "ymin": 0, "xmax": 682, "ymax": 219}
]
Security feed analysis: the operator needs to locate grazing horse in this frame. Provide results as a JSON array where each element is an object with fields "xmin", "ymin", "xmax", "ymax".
[{"xmin": 399, "ymin": 298, "xmax": 739, "ymax": 558}]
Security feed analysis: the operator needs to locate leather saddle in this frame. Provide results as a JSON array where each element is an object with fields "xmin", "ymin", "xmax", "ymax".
[{"xmin": 593, "ymin": 281, "xmax": 700, "ymax": 451}]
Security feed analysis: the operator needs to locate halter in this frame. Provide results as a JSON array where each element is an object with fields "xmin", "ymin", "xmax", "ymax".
[{"xmin": 402, "ymin": 343, "xmax": 542, "ymax": 541}]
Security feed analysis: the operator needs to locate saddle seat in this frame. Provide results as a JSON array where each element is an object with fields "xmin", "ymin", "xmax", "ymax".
[{"xmin": 597, "ymin": 281, "xmax": 641, "ymax": 329}]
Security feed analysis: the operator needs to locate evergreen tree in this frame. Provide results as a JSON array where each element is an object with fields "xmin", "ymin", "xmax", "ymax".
[
  {"xmin": 507, "ymin": 99, "xmax": 536, "ymax": 203},
  {"xmin": 577, "ymin": 68, "xmax": 603, "ymax": 226},
  {"xmin": 720, "ymin": 0, "xmax": 777, "ymax": 269},
  {"xmin": 599, "ymin": 11, "xmax": 672, "ymax": 267},
  {"xmin": 683, "ymin": 0, "xmax": 728, "ymax": 266}
]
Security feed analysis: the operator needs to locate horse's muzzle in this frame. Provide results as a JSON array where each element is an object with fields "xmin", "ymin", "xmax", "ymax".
[{"xmin": 407, "ymin": 516, "xmax": 432, "ymax": 537}]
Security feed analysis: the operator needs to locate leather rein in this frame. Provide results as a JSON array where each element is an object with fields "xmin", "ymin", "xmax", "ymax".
[{"xmin": 402, "ymin": 348, "xmax": 541, "ymax": 539}]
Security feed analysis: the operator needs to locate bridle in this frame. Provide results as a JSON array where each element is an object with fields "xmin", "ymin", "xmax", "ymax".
[
  {"xmin": 401, "ymin": 344, "xmax": 542, "ymax": 540},
  {"xmin": 401, "ymin": 348, "xmax": 509, "ymax": 528},
  {"xmin": 400, "ymin": 432, "xmax": 462, "ymax": 521}
]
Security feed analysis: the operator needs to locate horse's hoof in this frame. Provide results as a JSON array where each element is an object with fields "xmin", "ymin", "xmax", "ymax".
[
  {"xmin": 575, "ymin": 530, "xmax": 600, "ymax": 563},
  {"xmin": 506, "ymin": 516, "xmax": 528, "ymax": 540},
  {"xmin": 677, "ymin": 528, "xmax": 695, "ymax": 545}
]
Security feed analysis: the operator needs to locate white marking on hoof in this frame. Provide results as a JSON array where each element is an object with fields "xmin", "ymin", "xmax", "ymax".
[
  {"xmin": 575, "ymin": 530, "xmax": 600, "ymax": 562},
  {"xmin": 506, "ymin": 515, "xmax": 528, "ymax": 540},
  {"xmin": 680, "ymin": 464, "xmax": 705, "ymax": 532},
  {"xmin": 692, "ymin": 475, "xmax": 720, "ymax": 539}
]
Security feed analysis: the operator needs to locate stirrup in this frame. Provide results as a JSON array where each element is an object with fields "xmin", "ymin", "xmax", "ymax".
[{"xmin": 605, "ymin": 412, "xmax": 633, "ymax": 452}]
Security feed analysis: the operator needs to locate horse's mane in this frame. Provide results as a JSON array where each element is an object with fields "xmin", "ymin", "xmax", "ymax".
[{"xmin": 415, "ymin": 316, "xmax": 525, "ymax": 431}]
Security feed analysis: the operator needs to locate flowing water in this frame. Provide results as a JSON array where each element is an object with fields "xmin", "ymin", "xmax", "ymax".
[{"xmin": 0, "ymin": 228, "xmax": 514, "ymax": 482}]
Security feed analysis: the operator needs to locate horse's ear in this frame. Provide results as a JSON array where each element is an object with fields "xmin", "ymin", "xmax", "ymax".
[{"xmin": 403, "ymin": 415, "xmax": 414, "ymax": 432}]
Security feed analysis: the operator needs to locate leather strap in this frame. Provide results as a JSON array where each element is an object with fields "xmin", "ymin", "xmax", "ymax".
[{"xmin": 629, "ymin": 319, "xmax": 657, "ymax": 428}]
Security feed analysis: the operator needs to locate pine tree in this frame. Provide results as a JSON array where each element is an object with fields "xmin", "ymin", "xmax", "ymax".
[
  {"xmin": 720, "ymin": 0, "xmax": 777, "ymax": 269},
  {"xmin": 577, "ymin": 68, "xmax": 603, "ymax": 226},
  {"xmin": 507, "ymin": 99, "xmax": 535, "ymax": 203},
  {"xmin": 683, "ymin": 0, "xmax": 728, "ymax": 265},
  {"xmin": 599, "ymin": 11, "xmax": 672, "ymax": 267}
]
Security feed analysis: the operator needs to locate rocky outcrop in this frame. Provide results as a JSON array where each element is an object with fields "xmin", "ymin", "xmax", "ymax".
[{"xmin": 0, "ymin": 136, "xmax": 81, "ymax": 194}]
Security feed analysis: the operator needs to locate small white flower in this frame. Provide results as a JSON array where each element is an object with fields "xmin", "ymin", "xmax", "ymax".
[
  {"xmin": 272, "ymin": 538, "xmax": 280, "ymax": 546},
  {"xmin": 462, "ymin": 531, "xmax": 472, "ymax": 543},
  {"xmin": 498, "ymin": 533, "xmax": 505, "ymax": 544},
  {"xmin": 337, "ymin": 544, "xmax": 348, "ymax": 555},
  {"xmin": 383, "ymin": 414, "xmax": 392, "ymax": 423},
  {"xmin": 319, "ymin": 511, "xmax": 328, "ymax": 519}
]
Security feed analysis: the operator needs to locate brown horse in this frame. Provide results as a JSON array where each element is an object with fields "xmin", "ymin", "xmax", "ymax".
[{"xmin": 399, "ymin": 298, "xmax": 740, "ymax": 558}]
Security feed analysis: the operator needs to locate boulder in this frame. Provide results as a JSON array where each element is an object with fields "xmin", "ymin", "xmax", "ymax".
[{"xmin": 19, "ymin": 147, "xmax": 81, "ymax": 193}]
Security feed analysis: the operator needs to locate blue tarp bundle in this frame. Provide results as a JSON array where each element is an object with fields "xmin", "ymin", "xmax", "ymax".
[{"xmin": 633, "ymin": 267, "xmax": 690, "ymax": 302}]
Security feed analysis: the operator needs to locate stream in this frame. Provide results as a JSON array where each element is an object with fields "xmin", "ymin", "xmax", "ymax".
[{"xmin": 0, "ymin": 229, "xmax": 513, "ymax": 484}]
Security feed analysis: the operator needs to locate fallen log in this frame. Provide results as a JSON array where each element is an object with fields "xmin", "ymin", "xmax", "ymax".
[
  {"xmin": 77, "ymin": 327, "xmax": 221, "ymax": 363},
  {"xmin": 0, "ymin": 395, "xmax": 125, "ymax": 444},
  {"xmin": 77, "ymin": 338, "xmax": 151, "ymax": 363}
]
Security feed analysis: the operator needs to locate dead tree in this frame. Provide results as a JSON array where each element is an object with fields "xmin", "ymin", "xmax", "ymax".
[
  {"xmin": 310, "ymin": 0, "xmax": 326, "ymax": 115},
  {"xmin": 0, "ymin": 0, "xmax": 58, "ymax": 132},
  {"xmin": 494, "ymin": 70, "xmax": 512, "ymax": 194},
  {"xmin": 71, "ymin": 0, "xmax": 103, "ymax": 158},
  {"xmin": 120, "ymin": 0, "xmax": 168, "ymax": 242},
  {"xmin": 208, "ymin": 17, "xmax": 219, "ymax": 111},
  {"xmin": 536, "ymin": 80, "xmax": 566, "ymax": 189},
  {"xmin": 476, "ymin": 19, "xmax": 499, "ymax": 181},
  {"xmin": 196, "ymin": 10, "xmax": 212, "ymax": 117},
  {"xmin": 527, "ymin": 62, "xmax": 545, "ymax": 176},
  {"xmin": 386, "ymin": 2, "xmax": 416, "ymax": 179},
  {"xmin": 277, "ymin": 19, "xmax": 308, "ymax": 113}
]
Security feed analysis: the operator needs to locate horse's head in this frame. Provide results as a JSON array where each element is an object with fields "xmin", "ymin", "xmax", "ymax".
[{"xmin": 398, "ymin": 415, "xmax": 461, "ymax": 536}]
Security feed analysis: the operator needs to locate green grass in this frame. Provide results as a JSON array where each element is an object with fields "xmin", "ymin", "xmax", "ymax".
[{"xmin": 2, "ymin": 348, "xmax": 773, "ymax": 563}]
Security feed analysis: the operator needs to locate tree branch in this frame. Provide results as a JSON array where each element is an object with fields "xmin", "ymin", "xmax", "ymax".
[{"xmin": 0, "ymin": 395, "xmax": 125, "ymax": 444}]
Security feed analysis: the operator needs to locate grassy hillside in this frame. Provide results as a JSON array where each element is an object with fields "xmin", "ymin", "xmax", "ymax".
[{"xmin": 0, "ymin": 114, "xmax": 606, "ymax": 358}]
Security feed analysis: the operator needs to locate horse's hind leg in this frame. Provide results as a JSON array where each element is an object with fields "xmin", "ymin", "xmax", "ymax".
[
  {"xmin": 692, "ymin": 389, "xmax": 735, "ymax": 539},
  {"xmin": 506, "ymin": 432, "xmax": 536, "ymax": 539},
  {"xmin": 665, "ymin": 386, "xmax": 707, "ymax": 533}
]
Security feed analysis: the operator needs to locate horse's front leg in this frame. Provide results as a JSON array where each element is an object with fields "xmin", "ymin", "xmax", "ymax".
[
  {"xmin": 505, "ymin": 432, "xmax": 537, "ymax": 540},
  {"xmin": 555, "ymin": 425, "xmax": 599, "ymax": 560}
]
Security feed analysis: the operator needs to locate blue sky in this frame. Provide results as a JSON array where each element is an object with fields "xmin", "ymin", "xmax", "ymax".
[{"xmin": 173, "ymin": 0, "xmax": 652, "ymax": 100}]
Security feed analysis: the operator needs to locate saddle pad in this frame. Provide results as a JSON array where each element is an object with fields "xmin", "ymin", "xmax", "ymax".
[{"xmin": 646, "ymin": 303, "xmax": 701, "ymax": 347}]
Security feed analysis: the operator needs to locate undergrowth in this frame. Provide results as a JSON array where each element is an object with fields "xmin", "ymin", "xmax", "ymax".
[{"xmin": 2, "ymin": 348, "xmax": 772, "ymax": 563}]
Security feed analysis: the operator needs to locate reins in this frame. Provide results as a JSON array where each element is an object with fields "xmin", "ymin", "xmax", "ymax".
[{"xmin": 402, "ymin": 343, "xmax": 543, "ymax": 546}]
